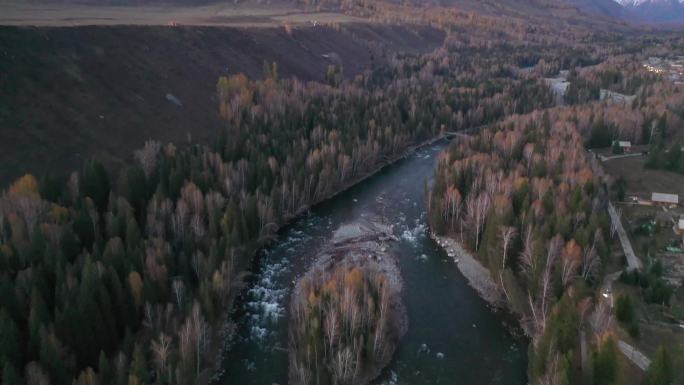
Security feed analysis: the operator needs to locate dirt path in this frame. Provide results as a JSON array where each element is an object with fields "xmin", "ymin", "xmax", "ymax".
[
  {"xmin": 608, "ymin": 202, "xmax": 642, "ymax": 270},
  {"xmin": 599, "ymin": 153, "xmax": 644, "ymax": 162},
  {"xmin": 598, "ymin": 259, "xmax": 651, "ymax": 371}
]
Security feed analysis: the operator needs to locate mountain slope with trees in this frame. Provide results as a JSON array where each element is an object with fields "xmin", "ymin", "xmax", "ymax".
[{"xmin": 0, "ymin": 24, "xmax": 444, "ymax": 185}]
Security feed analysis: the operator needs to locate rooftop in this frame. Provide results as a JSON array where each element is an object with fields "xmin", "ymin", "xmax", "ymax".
[{"xmin": 652, "ymin": 192, "xmax": 679, "ymax": 204}]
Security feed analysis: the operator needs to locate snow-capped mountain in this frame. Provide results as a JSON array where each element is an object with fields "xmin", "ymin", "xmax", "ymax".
[
  {"xmin": 614, "ymin": 0, "xmax": 683, "ymax": 6},
  {"xmin": 611, "ymin": 0, "xmax": 684, "ymax": 22}
]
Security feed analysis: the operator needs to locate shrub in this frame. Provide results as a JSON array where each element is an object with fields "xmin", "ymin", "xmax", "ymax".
[
  {"xmin": 642, "ymin": 346, "xmax": 673, "ymax": 385},
  {"xmin": 628, "ymin": 319, "xmax": 640, "ymax": 339},
  {"xmin": 615, "ymin": 294, "xmax": 635, "ymax": 323},
  {"xmin": 593, "ymin": 336, "xmax": 619, "ymax": 385},
  {"xmin": 644, "ymin": 279, "xmax": 673, "ymax": 305}
]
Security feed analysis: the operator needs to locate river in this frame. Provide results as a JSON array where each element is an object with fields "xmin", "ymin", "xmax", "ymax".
[{"xmin": 218, "ymin": 140, "xmax": 527, "ymax": 385}]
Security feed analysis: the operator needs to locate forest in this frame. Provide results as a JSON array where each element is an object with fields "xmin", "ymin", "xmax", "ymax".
[
  {"xmin": 428, "ymin": 109, "xmax": 614, "ymax": 384},
  {"xmin": 426, "ymin": 47, "xmax": 684, "ymax": 382},
  {"xmin": 1, "ymin": 0, "xmax": 684, "ymax": 383},
  {"xmin": 0, "ymin": 20, "xmax": 565, "ymax": 385}
]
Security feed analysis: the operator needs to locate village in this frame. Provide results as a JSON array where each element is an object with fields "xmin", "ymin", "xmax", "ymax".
[
  {"xmin": 643, "ymin": 56, "xmax": 684, "ymax": 85},
  {"xmin": 597, "ymin": 143, "xmax": 684, "ymax": 383},
  {"xmin": 598, "ymin": 139, "xmax": 684, "ymax": 285},
  {"xmin": 544, "ymin": 70, "xmax": 637, "ymax": 106},
  {"xmin": 528, "ymin": 48, "xmax": 684, "ymax": 381},
  {"xmin": 620, "ymin": 190, "xmax": 684, "ymax": 285}
]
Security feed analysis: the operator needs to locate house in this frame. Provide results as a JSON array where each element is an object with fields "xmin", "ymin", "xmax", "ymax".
[
  {"xmin": 651, "ymin": 192, "xmax": 679, "ymax": 208},
  {"xmin": 612, "ymin": 140, "xmax": 632, "ymax": 153},
  {"xmin": 601, "ymin": 90, "xmax": 636, "ymax": 106},
  {"xmin": 678, "ymin": 218, "xmax": 684, "ymax": 236}
]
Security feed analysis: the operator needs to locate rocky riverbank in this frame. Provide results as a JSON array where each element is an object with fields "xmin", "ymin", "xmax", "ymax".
[
  {"xmin": 430, "ymin": 232, "xmax": 534, "ymax": 337},
  {"xmin": 430, "ymin": 233, "xmax": 504, "ymax": 307}
]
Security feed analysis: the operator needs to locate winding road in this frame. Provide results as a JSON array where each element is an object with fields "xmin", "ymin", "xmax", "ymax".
[
  {"xmin": 602, "ymin": 202, "xmax": 651, "ymax": 371},
  {"xmin": 608, "ymin": 202, "xmax": 642, "ymax": 270}
]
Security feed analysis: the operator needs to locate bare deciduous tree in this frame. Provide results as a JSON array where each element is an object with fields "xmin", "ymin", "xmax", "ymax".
[
  {"xmin": 498, "ymin": 226, "xmax": 517, "ymax": 302},
  {"xmin": 539, "ymin": 235, "xmax": 562, "ymax": 328},
  {"xmin": 466, "ymin": 192, "xmax": 490, "ymax": 250},
  {"xmin": 581, "ymin": 232, "xmax": 601, "ymax": 280},
  {"xmin": 151, "ymin": 333, "xmax": 172, "ymax": 382},
  {"xmin": 134, "ymin": 140, "xmax": 162, "ymax": 178},
  {"xmin": 173, "ymin": 279, "xmax": 184, "ymax": 309},
  {"xmin": 519, "ymin": 225, "xmax": 537, "ymax": 278}
]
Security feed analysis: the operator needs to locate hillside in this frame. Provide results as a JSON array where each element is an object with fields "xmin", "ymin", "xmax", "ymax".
[
  {"xmin": 0, "ymin": 23, "xmax": 443, "ymax": 184},
  {"xmin": 2, "ymin": 1, "xmax": 683, "ymax": 385},
  {"xmin": 0, "ymin": 0, "xmax": 646, "ymax": 185}
]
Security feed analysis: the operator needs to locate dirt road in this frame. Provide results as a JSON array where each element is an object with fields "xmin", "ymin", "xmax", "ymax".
[
  {"xmin": 608, "ymin": 202, "xmax": 642, "ymax": 270},
  {"xmin": 618, "ymin": 340, "xmax": 651, "ymax": 371}
]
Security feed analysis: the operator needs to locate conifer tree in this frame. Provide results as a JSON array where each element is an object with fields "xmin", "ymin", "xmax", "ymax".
[{"xmin": 643, "ymin": 346, "xmax": 673, "ymax": 385}]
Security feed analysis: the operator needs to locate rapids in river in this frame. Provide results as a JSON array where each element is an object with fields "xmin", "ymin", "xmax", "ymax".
[{"xmin": 219, "ymin": 141, "xmax": 527, "ymax": 385}]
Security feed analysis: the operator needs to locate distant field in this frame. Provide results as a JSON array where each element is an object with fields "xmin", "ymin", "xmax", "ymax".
[
  {"xmin": 0, "ymin": 1, "xmax": 366, "ymax": 27},
  {"xmin": 602, "ymin": 155, "xmax": 684, "ymax": 197}
]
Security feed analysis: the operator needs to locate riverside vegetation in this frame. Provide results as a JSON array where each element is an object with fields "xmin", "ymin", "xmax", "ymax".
[
  {"xmin": 428, "ymin": 109, "xmax": 611, "ymax": 384},
  {"xmin": 2, "ymin": 3, "xmax": 684, "ymax": 385},
  {"xmin": 289, "ymin": 263, "xmax": 401, "ymax": 385},
  {"xmin": 0, "ymin": 20, "xmax": 563, "ymax": 385},
  {"xmin": 427, "ymin": 53, "xmax": 684, "ymax": 384}
]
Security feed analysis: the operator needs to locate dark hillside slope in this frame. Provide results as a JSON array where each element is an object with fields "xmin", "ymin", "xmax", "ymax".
[{"xmin": 0, "ymin": 24, "xmax": 443, "ymax": 184}]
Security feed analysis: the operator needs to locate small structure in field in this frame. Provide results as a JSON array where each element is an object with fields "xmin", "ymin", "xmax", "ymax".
[
  {"xmin": 612, "ymin": 140, "xmax": 632, "ymax": 153},
  {"xmin": 600, "ymin": 89, "xmax": 636, "ymax": 105},
  {"xmin": 651, "ymin": 192, "xmax": 679, "ymax": 208},
  {"xmin": 678, "ymin": 218, "xmax": 684, "ymax": 236}
]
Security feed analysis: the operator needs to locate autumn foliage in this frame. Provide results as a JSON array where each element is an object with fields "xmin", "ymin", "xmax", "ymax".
[
  {"xmin": 289, "ymin": 264, "xmax": 400, "ymax": 385},
  {"xmin": 428, "ymin": 110, "xmax": 612, "ymax": 384}
]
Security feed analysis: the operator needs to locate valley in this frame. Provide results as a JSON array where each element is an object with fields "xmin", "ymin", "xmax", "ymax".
[
  {"xmin": 0, "ymin": 1, "xmax": 683, "ymax": 385},
  {"xmin": 220, "ymin": 141, "xmax": 526, "ymax": 385}
]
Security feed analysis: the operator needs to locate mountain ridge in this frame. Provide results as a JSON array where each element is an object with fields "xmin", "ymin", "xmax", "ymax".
[{"xmin": 573, "ymin": 0, "xmax": 684, "ymax": 23}]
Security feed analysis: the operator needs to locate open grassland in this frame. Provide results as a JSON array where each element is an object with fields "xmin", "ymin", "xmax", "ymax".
[
  {"xmin": 0, "ymin": 1, "xmax": 366, "ymax": 27},
  {"xmin": 603, "ymin": 155, "xmax": 684, "ymax": 197}
]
